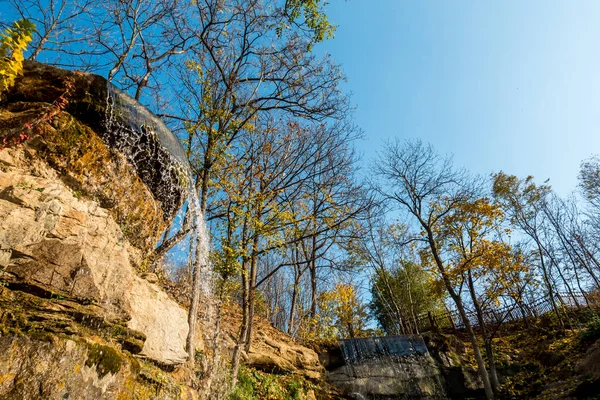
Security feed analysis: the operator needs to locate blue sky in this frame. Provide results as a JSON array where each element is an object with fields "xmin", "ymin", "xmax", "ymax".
[{"xmin": 316, "ymin": 0, "xmax": 600, "ymax": 195}]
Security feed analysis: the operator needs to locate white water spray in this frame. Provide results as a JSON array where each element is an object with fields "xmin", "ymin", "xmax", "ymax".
[{"xmin": 104, "ymin": 84, "xmax": 218, "ymax": 379}]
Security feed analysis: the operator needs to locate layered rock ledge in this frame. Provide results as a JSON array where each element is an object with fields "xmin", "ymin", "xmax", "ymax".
[{"xmin": 0, "ymin": 62, "xmax": 191, "ymax": 375}]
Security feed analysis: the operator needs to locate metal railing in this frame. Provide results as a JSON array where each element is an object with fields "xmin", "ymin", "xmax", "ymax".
[{"xmin": 416, "ymin": 291, "xmax": 599, "ymax": 333}]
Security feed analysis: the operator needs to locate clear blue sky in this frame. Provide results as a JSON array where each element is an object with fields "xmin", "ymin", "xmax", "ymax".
[{"xmin": 316, "ymin": 0, "xmax": 600, "ymax": 195}]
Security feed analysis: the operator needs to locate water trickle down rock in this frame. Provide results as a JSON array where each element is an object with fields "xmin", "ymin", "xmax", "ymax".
[
  {"xmin": 104, "ymin": 84, "xmax": 192, "ymax": 217},
  {"xmin": 0, "ymin": 61, "xmax": 213, "ymax": 367},
  {"xmin": 326, "ymin": 335, "xmax": 471, "ymax": 399}
]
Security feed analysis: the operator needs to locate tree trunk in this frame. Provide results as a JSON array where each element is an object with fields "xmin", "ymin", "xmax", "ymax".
[
  {"xmin": 244, "ymin": 236, "xmax": 260, "ymax": 353},
  {"xmin": 288, "ymin": 257, "xmax": 302, "ymax": 336},
  {"xmin": 309, "ymin": 233, "xmax": 318, "ymax": 321},
  {"xmin": 468, "ymin": 270, "xmax": 500, "ymax": 394},
  {"xmin": 535, "ymin": 239, "xmax": 564, "ymax": 328},
  {"xmin": 452, "ymin": 290, "xmax": 494, "ymax": 400},
  {"xmin": 423, "ymin": 225, "xmax": 494, "ymax": 400},
  {"xmin": 230, "ymin": 257, "xmax": 251, "ymax": 387}
]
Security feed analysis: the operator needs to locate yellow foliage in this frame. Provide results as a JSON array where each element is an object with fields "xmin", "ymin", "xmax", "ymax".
[
  {"xmin": 0, "ymin": 19, "xmax": 35, "ymax": 96},
  {"xmin": 434, "ymin": 197, "xmax": 530, "ymax": 301},
  {"xmin": 299, "ymin": 283, "xmax": 368, "ymax": 342}
]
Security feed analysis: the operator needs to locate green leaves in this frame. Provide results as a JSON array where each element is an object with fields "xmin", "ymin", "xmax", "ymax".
[{"xmin": 283, "ymin": 0, "xmax": 336, "ymax": 45}]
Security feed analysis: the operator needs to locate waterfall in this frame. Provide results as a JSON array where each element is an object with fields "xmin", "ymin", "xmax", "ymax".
[
  {"xmin": 335, "ymin": 335, "xmax": 445, "ymax": 399},
  {"xmin": 104, "ymin": 84, "xmax": 191, "ymax": 217},
  {"xmin": 339, "ymin": 335, "xmax": 429, "ymax": 376},
  {"xmin": 104, "ymin": 84, "xmax": 216, "ymax": 369}
]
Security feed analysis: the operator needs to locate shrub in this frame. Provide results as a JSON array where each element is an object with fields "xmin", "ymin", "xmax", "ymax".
[
  {"xmin": 579, "ymin": 316, "xmax": 600, "ymax": 342},
  {"xmin": 0, "ymin": 19, "xmax": 35, "ymax": 95}
]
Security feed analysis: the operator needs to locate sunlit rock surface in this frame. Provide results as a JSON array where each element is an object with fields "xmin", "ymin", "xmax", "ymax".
[
  {"xmin": 0, "ymin": 146, "xmax": 188, "ymax": 365},
  {"xmin": 0, "ymin": 61, "xmax": 191, "ymax": 371},
  {"xmin": 0, "ymin": 335, "xmax": 196, "ymax": 399}
]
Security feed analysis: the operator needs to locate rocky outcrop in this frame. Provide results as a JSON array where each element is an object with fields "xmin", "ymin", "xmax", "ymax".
[
  {"xmin": 0, "ymin": 145, "xmax": 188, "ymax": 365},
  {"xmin": 327, "ymin": 355, "xmax": 447, "ymax": 399},
  {"xmin": 218, "ymin": 307, "xmax": 324, "ymax": 380},
  {"xmin": 0, "ymin": 283, "xmax": 197, "ymax": 399},
  {"xmin": 0, "ymin": 102, "xmax": 166, "ymax": 251},
  {"xmin": 0, "ymin": 61, "xmax": 200, "ymax": 399},
  {"xmin": 0, "ymin": 335, "xmax": 197, "ymax": 400},
  {"xmin": 3, "ymin": 61, "xmax": 189, "ymax": 221},
  {"xmin": 245, "ymin": 332, "xmax": 323, "ymax": 379}
]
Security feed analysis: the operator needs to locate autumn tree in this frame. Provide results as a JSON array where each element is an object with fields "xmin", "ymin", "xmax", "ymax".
[
  {"xmin": 492, "ymin": 172, "xmax": 567, "ymax": 325},
  {"xmin": 438, "ymin": 196, "xmax": 528, "ymax": 393},
  {"xmin": 141, "ymin": 0, "xmax": 351, "ymax": 373},
  {"xmin": 370, "ymin": 259, "xmax": 442, "ymax": 335},
  {"xmin": 374, "ymin": 139, "xmax": 495, "ymax": 400},
  {"xmin": 209, "ymin": 114, "xmax": 364, "ymax": 384},
  {"xmin": 296, "ymin": 282, "xmax": 368, "ymax": 341},
  {"xmin": 353, "ymin": 212, "xmax": 443, "ymax": 335}
]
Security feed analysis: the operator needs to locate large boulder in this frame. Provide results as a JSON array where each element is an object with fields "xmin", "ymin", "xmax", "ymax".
[
  {"xmin": 576, "ymin": 343, "xmax": 600, "ymax": 380},
  {"xmin": 128, "ymin": 276, "xmax": 189, "ymax": 365}
]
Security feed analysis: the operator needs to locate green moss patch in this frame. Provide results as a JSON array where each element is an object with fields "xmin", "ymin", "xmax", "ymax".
[{"xmin": 85, "ymin": 343, "xmax": 124, "ymax": 378}]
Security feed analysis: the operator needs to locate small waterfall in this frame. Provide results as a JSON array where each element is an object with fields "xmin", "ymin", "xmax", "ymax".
[
  {"xmin": 336, "ymin": 336, "xmax": 444, "ymax": 399},
  {"xmin": 104, "ymin": 84, "xmax": 217, "ymax": 377},
  {"xmin": 104, "ymin": 85, "xmax": 191, "ymax": 217},
  {"xmin": 339, "ymin": 335, "xmax": 429, "ymax": 369},
  {"xmin": 187, "ymin": 188, "xmax": 213, "ymax": 299}
]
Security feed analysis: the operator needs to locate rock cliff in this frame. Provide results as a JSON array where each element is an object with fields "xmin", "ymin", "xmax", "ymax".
[
  {"xmin": 0, "ymin": 62, "xmax": 192, "ymax": 398},
  {"xmin": 322, "ymin": 334, "xmax": 483, "ymax": 399}
]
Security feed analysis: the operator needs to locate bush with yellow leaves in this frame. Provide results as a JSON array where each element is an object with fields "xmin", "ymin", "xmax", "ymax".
[{"xmin": 0, "ymin": 19, "xmax": 35, "ymax": 96}]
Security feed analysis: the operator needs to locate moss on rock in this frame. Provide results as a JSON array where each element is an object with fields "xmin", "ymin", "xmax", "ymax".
[{"xmin": 86, "ymin": 343, "xmax": 124, "ymax": 378}]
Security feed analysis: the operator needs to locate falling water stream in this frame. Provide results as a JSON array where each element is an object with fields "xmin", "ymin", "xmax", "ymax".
[
  {"xmin": 336, "ymin": 335, "xmax": 441, "ymax": 399},
  {"xmin": 104, "ymin": 85, "xmax": 217, "ymax": 381}
]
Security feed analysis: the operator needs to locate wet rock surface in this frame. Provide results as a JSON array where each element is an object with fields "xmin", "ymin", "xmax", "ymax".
[{"xmin": 322, "ymin": 334, "xmax": 482, "ymax": 399}]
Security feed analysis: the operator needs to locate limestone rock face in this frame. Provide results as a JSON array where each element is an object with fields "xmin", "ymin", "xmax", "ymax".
[
  {"xmin": 0, "ymin": 146, "xmax": 188, "ymax": 365},
  {"xmin": 128, "ymin": 276, "xmax": 189, "ymax": 365},
  {"xmin": 0, "ymin": 335, "xmax": 195, "ymax": 400},
  {"xmin": 245, "ymin": 332, "xmax": 323, "ymax": 379},
  {"xmin": 0, "ymin": 102, "xmax": 166, "ymax": 252}
]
